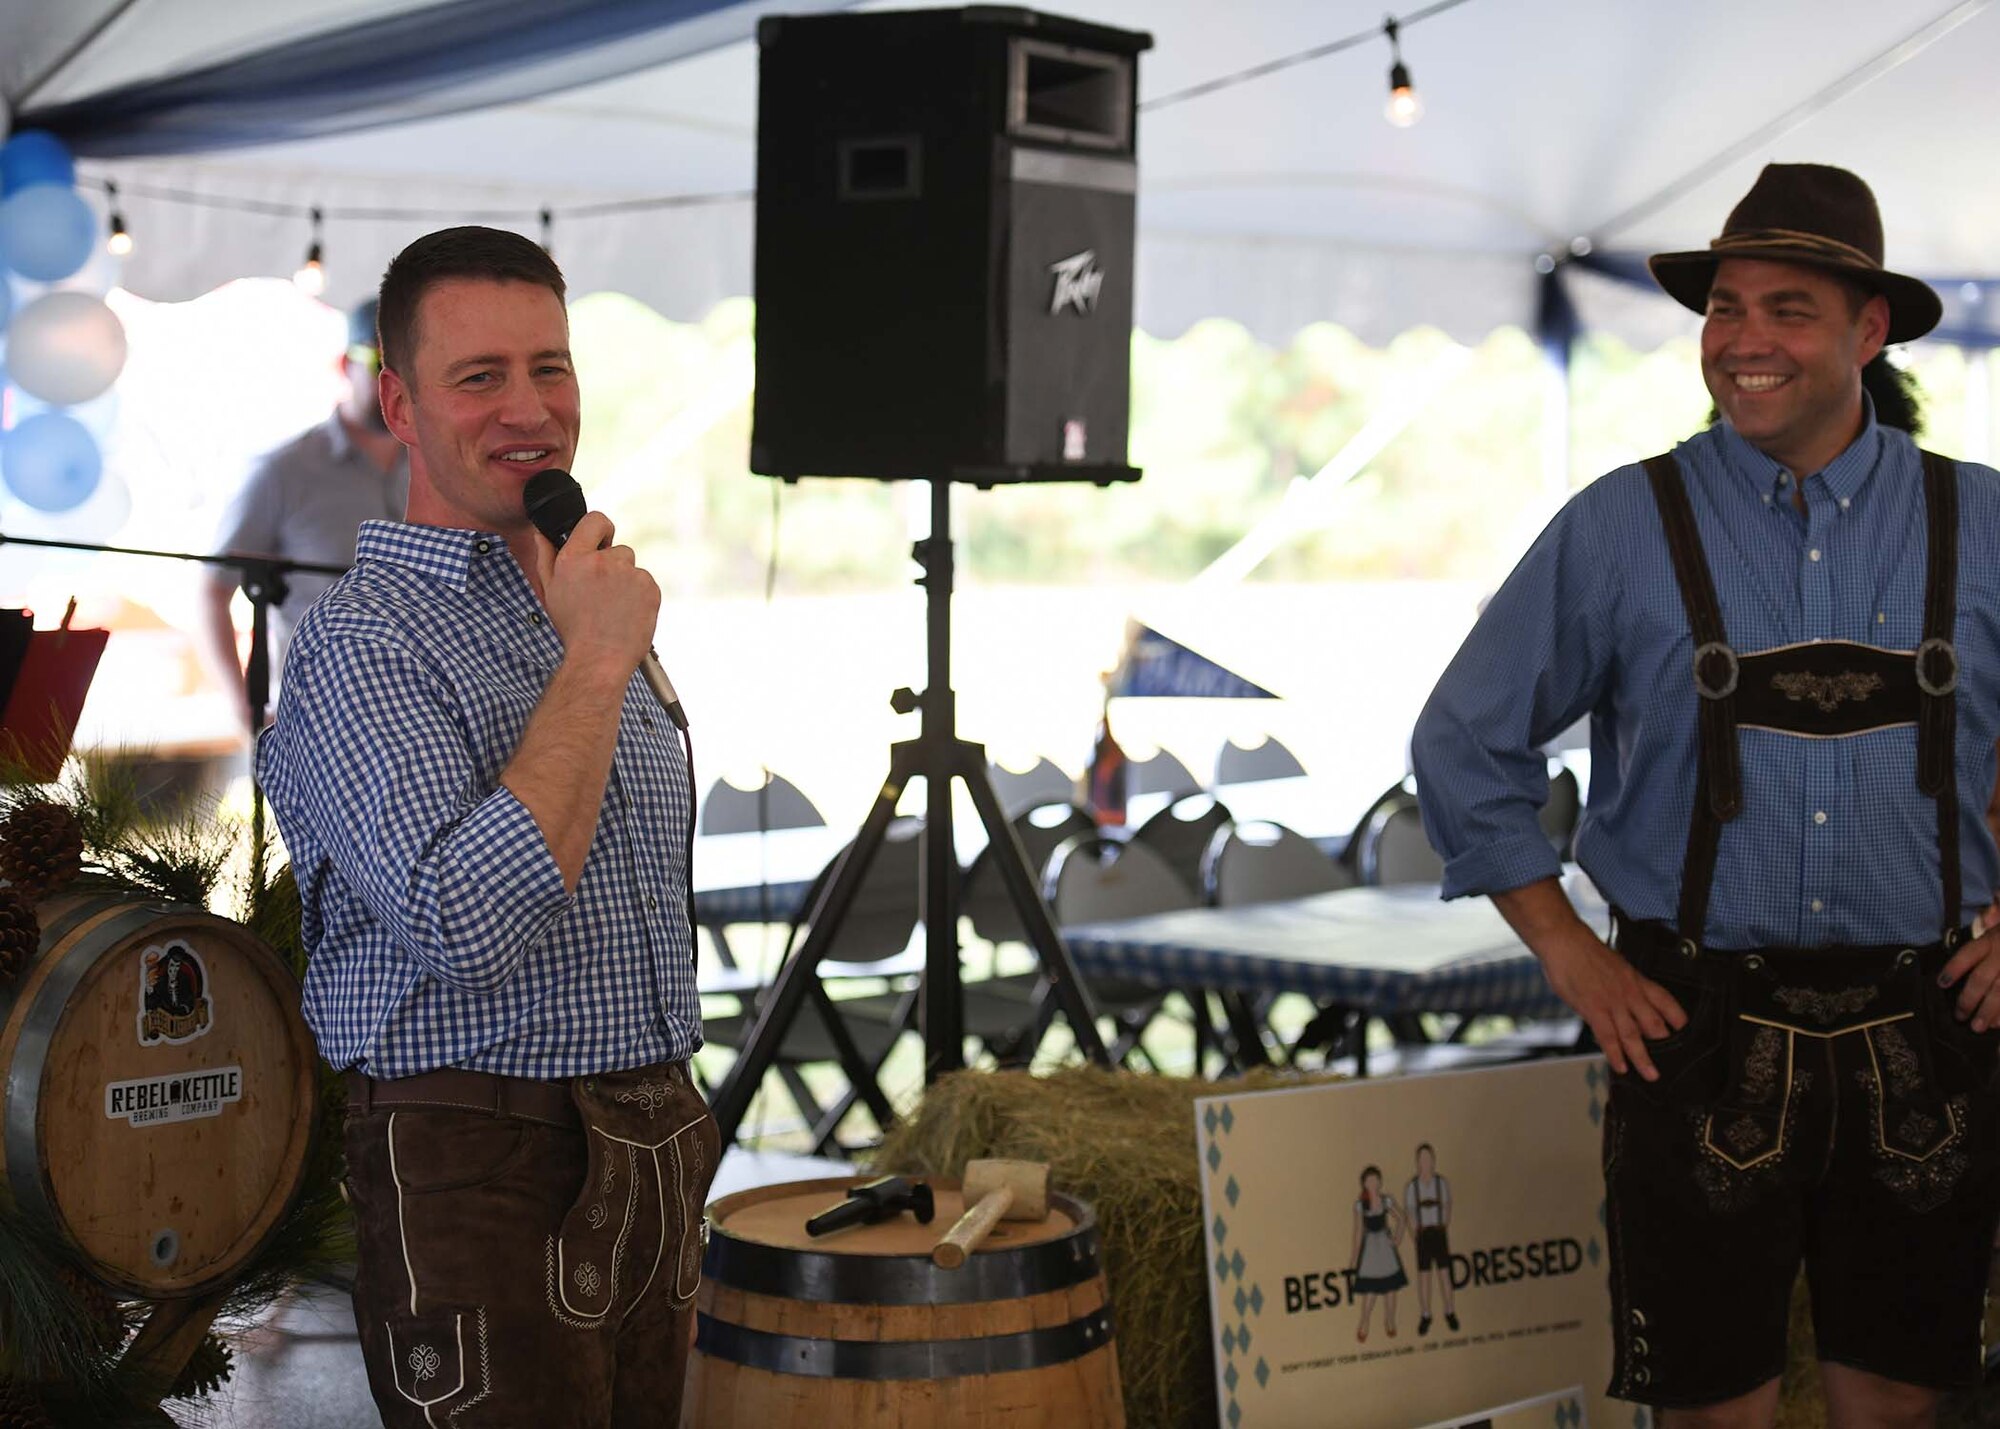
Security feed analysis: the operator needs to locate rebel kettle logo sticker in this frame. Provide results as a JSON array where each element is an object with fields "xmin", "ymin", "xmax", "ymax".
[
  {"xmin": 138, "ymin": 941, "xmax": 212, "ymax": 1045},
  {"xmin": 1049, "ymin": 250, "xmax": 1104, "ymax": 315}
]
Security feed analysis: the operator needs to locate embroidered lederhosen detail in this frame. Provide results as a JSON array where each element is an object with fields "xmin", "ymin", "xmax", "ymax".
[{"xmin": 544, "ymin": 1067, "xmax": 712, "ymax": 1331}]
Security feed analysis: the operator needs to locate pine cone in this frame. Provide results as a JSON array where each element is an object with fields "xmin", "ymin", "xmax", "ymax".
[
  {"xmin": 167, "ymin": 1334, "xmax": 234, "ymax": 1400},
  {"xmin": 0, "ymin": 803, "xmax": 82, "ymax": 900},
  {"xmin": 0, "ymin": 1380, "xmax": 52, "ymax": 1429},
  {"xmin": 0, "ymin": 889, "xmax": 36, "ymax": 988},
  {"xmin": 52, "ymin": 1264, "xmax": 126, "ymax": 1355}
]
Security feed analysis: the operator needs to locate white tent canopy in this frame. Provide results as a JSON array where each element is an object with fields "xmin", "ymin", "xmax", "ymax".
[{"xmin": 6, "ymin": 0, "xmax": 1999, "ymax": 348}]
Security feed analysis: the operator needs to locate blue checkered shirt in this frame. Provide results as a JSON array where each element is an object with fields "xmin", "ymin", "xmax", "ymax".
[
  {"xmin": 1413, "ymin": 409, "xmax": 2000, "ymax": 950},
  {"xmin": 256, "ymin": 520, "xmax": 700, "ymax": 1078}
]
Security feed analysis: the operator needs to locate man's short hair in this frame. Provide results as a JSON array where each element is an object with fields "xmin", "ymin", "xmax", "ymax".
[{"xmin": 376, "ymin": 226, "xmax": 566, "ymax": 378}]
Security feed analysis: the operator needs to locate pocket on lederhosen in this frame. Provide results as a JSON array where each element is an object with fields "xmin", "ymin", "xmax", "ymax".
[{"xmin": 548, "ymin": 1065, "xmax": 717, "ymax": 1326}]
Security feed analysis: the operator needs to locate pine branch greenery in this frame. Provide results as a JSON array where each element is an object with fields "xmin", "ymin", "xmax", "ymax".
[{"xmin": 0, "ymin": 763, "xmax": 347, "ymax": 1425}]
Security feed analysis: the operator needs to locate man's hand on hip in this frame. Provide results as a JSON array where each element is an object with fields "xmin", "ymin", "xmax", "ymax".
[
  {"xmin": 1539, "ymin": 931, "xmax": 1688, "ymax": 1081},
  {"xmin": 1939, "ymin": 922, "xmax": 2000, "ymax": 1033}
]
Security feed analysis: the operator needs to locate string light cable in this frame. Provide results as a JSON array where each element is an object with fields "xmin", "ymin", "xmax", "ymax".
[{"xmin": 1139, "ymin": 0, "xmax": 1472, "ymax": 114}]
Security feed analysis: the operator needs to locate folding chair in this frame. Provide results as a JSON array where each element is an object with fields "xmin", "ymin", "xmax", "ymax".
[
  {"xmin": 1214, "ymin": 736, "xmax": 1307, "ymax": 786},
  {"xmin": 702, "ymin": 818, "xmax": 922, "ymax": 1154},
  {"xmin": 985, "ymin": 756, "xmax": 1077, "ymax": 818}
]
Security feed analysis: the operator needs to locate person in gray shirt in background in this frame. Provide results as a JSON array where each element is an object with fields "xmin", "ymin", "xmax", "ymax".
[{"xmin": 198, "ymin": 298, "xmax": 409, "ymax": 735}]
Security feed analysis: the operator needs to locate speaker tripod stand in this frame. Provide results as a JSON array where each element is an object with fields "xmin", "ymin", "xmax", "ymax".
[{"xmin": 709, "ymin": 478, "xmax": 1112, "ymax": 1148}]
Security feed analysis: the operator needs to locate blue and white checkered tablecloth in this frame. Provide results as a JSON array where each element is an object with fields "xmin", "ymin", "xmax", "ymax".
[
  {"xmin": 1061, "ymin": 883, "xmax": 1607, "ymax": 1018},
  {"xmin": 691, "ymin": 825, "xmax": 849, "ymax": 926}
]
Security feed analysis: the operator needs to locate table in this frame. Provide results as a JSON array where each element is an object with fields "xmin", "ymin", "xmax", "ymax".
[
  {"xmin": 691, "ymin": 825, "xmax": 848, "ymax": 927},
  {"xmin": 1059, "ymin": 883, "xmax": 1603, "ymax": 1071}
]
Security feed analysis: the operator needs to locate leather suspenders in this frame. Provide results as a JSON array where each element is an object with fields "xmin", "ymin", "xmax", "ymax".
[{"xmin": 1640, "ymin": 449, "xmax": 1962, "ymax": 950}]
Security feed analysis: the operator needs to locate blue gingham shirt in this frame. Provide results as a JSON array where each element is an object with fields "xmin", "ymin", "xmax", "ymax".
[
  {"xmin": 257, "ymin": 520, "xmax": 700, "ymax": 1078},
  {"xmin": 1413, "ymin": 409, "xmax": 2000, "ymax": 950}
]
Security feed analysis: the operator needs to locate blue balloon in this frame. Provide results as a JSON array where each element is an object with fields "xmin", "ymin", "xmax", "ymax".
[
  {"xmin": 0, "ymin": 271, "xmax": 10, "ymax": 330},
  {"xmin": 0, "ymin": 131, "xmax": 74, "ymax": 197},
  {"xmin": 1, "ymin": 412, "xmax": 101, "ymax": 512},
  {"xmin": 0, "ymin": 185, "xmax": 97, "ymax": 282}
]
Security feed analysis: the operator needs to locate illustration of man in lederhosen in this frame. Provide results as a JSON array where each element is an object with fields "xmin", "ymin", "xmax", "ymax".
[{"xmin": 1404, "ymin": 1142, "xmax": 1458, "ymax": 1336}]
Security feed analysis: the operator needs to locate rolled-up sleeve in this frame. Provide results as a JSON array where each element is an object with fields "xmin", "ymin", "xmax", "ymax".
[
  {"xmin": 1412, "ymin": 488, "xmax": 1617, "ymax": 899},
  {"xmin": 259, "ymin": 626, "xmax": 572, "ymax": 994}
]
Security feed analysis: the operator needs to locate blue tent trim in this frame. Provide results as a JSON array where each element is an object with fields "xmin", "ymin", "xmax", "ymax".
[
  {"xmin": 23, "ymin": 0, "xmax": 852, "ymax": 158},
  {"xmin": 1111, "ymin": 623, "xmax": 1276, "ymax": 700}
]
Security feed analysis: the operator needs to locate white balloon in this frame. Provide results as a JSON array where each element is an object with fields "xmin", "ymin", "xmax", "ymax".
[{"xmin": 5, "ymin": 289, "xmax": 127, "ymax": 406}]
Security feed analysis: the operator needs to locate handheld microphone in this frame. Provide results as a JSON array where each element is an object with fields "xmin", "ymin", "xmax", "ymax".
[{"xmin": 523, "ymin": 468, "xmax": 688, "ymax": 731}]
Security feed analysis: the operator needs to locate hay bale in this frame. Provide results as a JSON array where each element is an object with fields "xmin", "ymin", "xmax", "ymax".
[{"xmin": 871, "ymin": 1065, "xmax": 1339, "ymax": 1429}]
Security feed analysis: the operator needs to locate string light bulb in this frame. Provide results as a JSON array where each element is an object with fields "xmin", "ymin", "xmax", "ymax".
[
  {"xmin": 105, "ymin": 181, "xmax": 133, "ymax": 257},
  {"xmin": 293, "ymin": 207, "xmax": 326, "ymax": 295},
  {"xmin": 1383, "ymin": 16, "xmax": 1423, "ymax": 128}
]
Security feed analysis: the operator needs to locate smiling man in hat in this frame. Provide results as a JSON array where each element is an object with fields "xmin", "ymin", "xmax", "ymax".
[{"xmin": 1412, "ymin": 164, "xmax": 2000, "ymax": 1426}]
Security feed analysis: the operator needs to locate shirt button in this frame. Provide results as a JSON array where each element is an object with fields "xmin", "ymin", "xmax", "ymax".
[
  {"xmin": 1810, "ymin": 898, "xmax": 1824, "ymax": 913},
  {"xmin": 642, "ymin": 715, "xmax": 656, "ymax": 729},
  {"xmin": 475, "ymin": 539, "xmax": 492, "ymax": 554},
  {"xmin": 1808, "ymin": 549, "xmax": 1821, "ymax": 562},
  {"xmin": 1838, "ymin": 498, "xmax": 1850, "ymax": 510},
  {"xmin": 1762, "ymin": 493, "xmax": 1773, "ymax": 505},
  {"xmin": 529, "ymin": 612, "xmax": 543, "ymax": 625},
  {"xmin": 647, "ymin": 896, "xmax": 659, "ymax": 911},
  {"xmin": 1813, "ymin": 811, "xmax": 1827, "ymax": 825}
]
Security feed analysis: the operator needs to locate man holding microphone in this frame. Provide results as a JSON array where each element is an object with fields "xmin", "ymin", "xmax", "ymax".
[{"xmin": 258, "ymin": 225, "xmax": 715, "ymax": 1427}]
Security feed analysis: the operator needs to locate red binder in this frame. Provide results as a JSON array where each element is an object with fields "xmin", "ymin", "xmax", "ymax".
[{"xmin": 0, "ymin": 607, "xmax": 107, "ymax": 781}]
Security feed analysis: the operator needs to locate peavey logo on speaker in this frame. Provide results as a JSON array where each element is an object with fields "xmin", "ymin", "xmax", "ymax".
[
  {"xmin": 1048, "ymin": 250, "xmax": 1104, "ymax": 316},
  {"xmin": 137, "ymin": 941, "xmax": 212, "ymax": 1046},
  {"xmin": 104, "ymin": 1066, "xmax": 243, "ymax": 1128}
]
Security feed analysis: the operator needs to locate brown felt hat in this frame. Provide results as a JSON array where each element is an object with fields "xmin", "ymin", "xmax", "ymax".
[{"xmin": 1648, "ymin": 163, "xmax": 1940, "ymax": 344}]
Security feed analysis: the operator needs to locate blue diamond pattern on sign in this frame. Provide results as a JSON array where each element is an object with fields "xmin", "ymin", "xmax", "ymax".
[
  {"xmin": 1634, "ymin": 1408, "xmax": 1649, "ymax": 1428},
  {"xmin": 1231, "ymin": 1250, "xmax": 1246, "ymax": 1279},
  {"xmin": 1239, "ymin": 1322, "xmax": 1252, "ymax": 1353},
  {"xmin": 1250, "ymin": 1284, "xmax": 1265, "ymax": 1315},
  {"xmin": 1222, "ymin": 1325, "xmax": 1238, "ymax": 1357},
  {"xmin": 1589, "ymin": 1096, "xmax": 1602, "ymax": 1126},
  {"xmin": 1556, "ymin": 1399, "xmax": 1579, "ymax": 1429},
  {"xmin": 1226, "ymin": 1175, "xmax": 1240, "ymax": 1207},
  {"xmin": 1207, "ymin": 1140, "xmax": 1223, "ymax": 1172},
  {"xmin": 1214, "ymin": 1215, "xmax": 1228, "ymax": 1245},
  {"xmin": 1255, "ymin": 1357, "xmax": 1270, "ymax": 1388},
  {"xmin": 1228, "ymin": 1400, "xmax": 1242, "ymax": 1428},
  {"xmin": 1586, "ymin": 1063, "xmax": 1602, "ymax": 1091},
  {"xmin": 1225, "ymin": 1361, "xmax": 1239, "ymax": 1391},
  {"xmin": 1216, "ymin": 1251, "xmax": 1230, "ymax": 1283},
  {"xmin": 1235, "ymin": 1287, "xmax": 1248, "ymax": 1317},
  {"xmin": 1587, "ymin": 1237, "xmax": 1601, "ymax": 1267},
  {"xmin": 1205, "ymin": 1106, "xmax": 1220, "ymax": 1134},
  {"xmin": 1221, "ymin": 1104, "xmax": 1236, "ymax": 1133}
]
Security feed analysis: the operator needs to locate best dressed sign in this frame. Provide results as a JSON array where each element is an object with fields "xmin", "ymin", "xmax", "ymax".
[{"xmin": 1197, "ymin": 1059, "xmax": 1641, "ymax": 1429}]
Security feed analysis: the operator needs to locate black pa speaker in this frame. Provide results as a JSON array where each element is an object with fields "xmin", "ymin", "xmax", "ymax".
[{"xmin": 751, "ymin": 7, "xmax": 1151, "ymax": 485}]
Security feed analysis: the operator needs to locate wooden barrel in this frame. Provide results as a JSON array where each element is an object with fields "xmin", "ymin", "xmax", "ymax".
[
  {"xmin": 688, "ymin": 1177, "xmax": 1125, "ymax": 1428},
  {"xmin": 0, "ymin": 892, "xmax": 317, "ymax": 1298}
]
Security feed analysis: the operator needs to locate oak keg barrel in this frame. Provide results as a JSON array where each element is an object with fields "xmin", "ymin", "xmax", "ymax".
[
  {"xmin": 0, "ymin": 893, "xmax": 317, "ymax": 1298},
  {"xmin": 688, "ymin": 1176, "xmax": 1125, "ymax": 1428}
]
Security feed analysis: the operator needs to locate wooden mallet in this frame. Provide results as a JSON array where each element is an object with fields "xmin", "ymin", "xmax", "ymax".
[{"xmin": 931, "ymin": 1158, "xmax": 1050, "ymax": 1269}]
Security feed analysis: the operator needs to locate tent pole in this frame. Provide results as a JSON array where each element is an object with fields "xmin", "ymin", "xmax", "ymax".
[{"xmin": 1192, "ymin": 343, "xmax": 1470, "ymax": 588}]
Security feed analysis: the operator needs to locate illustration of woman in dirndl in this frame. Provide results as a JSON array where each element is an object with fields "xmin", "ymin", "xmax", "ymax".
[{"xmin": 1350, "ymin": 1164, "xmax": 1409, "ymax": 1342}]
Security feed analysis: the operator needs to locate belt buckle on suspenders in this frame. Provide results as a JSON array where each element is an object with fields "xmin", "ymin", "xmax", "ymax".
[
  {"xmin": 1693, "ymin": 642, "xmax": 1739, "ymax": 700},
  {"xmin": 1916, "ymin": 637, "xmax": 1959, "ymax": 697}
]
